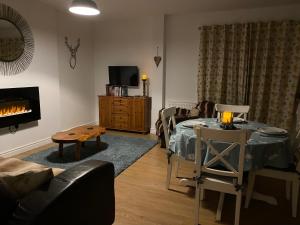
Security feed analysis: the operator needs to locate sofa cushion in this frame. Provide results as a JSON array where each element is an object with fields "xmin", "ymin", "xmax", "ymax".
[{"xmin": 0, "ymin": 157, "xmax": 54, "ymax": 198}]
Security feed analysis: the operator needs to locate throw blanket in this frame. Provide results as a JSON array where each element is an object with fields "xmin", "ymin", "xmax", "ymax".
[
  {"xmin": 0, "ymin": 157, "xmax": 63, "ymax": 198},
  {"xmin": 155, "ymin": 101, "xmax": 216, "ymax": 148}
]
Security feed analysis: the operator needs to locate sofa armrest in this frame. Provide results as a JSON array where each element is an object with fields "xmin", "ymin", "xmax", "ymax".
[{"xmin": 7, "ymin": 160, "xmax": 115, "ymax": 225}]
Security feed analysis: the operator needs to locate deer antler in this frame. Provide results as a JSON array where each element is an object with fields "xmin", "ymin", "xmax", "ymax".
[
  {"xmin": 64, "ymin": 36, "xmax": 81, "ymax": 69},
  {"xmin": 65, "ymin": 37, "xmax": 73, "ymax": 51},
  {"xmin": 74, "ymin": 39, "xmax": 80, "ymax": 51}
]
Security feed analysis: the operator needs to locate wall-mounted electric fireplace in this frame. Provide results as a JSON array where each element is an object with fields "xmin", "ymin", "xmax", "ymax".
[{"xmin": 0, "ymin": 87, "xmax": 41, "ymax": 128}]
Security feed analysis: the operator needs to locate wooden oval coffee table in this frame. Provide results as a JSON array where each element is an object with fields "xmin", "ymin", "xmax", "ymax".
[{"xmin": 52, "ymin": 125, "xmax": 106, "ymax": 160}]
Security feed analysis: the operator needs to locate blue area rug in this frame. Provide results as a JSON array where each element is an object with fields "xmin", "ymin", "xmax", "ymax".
[{"xmin": 24, "ymin": 134, "xmax": 157, "ymax": 176}]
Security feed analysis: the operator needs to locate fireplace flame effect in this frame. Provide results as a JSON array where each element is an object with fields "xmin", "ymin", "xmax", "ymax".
[{"xmin": 0, "ymin": 105, "xmax": 32, "ymax": 118}]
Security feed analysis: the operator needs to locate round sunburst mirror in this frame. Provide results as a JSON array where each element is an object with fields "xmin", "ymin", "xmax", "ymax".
[
  {"xmin": 0, "ymin": 3, "xmax": 34, "ymax": 75},
  {"xmin": 0, "ymin": 19, "xmax": 25, "ymax": 62}
]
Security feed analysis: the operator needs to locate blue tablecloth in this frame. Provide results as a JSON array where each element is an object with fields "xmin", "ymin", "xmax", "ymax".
[{"xmin": 169, "ymin": 118, "xmax": 292, "ymax": 171}]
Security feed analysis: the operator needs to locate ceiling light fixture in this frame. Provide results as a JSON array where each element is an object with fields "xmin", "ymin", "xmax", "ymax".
[{"xmin": 69, "ymin": 0, "xmax": 100, "ymax": 16}]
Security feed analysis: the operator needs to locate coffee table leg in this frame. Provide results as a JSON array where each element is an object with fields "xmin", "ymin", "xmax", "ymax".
[
  {"xmin": 96, "ymin": 136, "xmax": 101, "ymax": 149},
  {"xmin": 75, "ymin": 142, "xmax": 81, "ymax": 160},
  {"xmin": 59, "ymin": 143, "xmax": 63, "ymax": 157}
]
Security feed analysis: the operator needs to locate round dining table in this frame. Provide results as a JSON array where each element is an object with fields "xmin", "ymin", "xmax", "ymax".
[{"xmin": 169, "ymin": 118, "xmax": 292, "ymax": 171}]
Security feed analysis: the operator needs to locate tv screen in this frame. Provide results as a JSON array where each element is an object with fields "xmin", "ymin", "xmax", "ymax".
[{"xmin": 108, "ymin": 66, "xmax": 139, "ymax": 87}]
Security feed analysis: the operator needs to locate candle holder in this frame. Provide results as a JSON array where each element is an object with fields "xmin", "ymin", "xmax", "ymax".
[
  {"xmin": 142, "ymin": 79, "xmax": 147, "ymax": 96},
  {"xmin": 220, "ymin": 111, "xmax": 236, "ymax": 130},
  {"xmin": 141, "ymin": 73, "xmax": 148, "ymax": 97}
]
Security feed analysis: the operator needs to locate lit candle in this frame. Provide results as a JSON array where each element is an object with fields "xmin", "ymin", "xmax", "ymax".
[
  {"xmin": 222, "ymin": 111, "xmax": 233, "ymax": 125},
  {"xmin": 141, "ymin": 73, "xmax": 148, "ymax": 81}
]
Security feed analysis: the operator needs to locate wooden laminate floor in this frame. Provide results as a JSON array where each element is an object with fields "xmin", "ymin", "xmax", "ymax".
[{"xmin": 17, "ymin": 131, "xmax": 300, "ymax": 225}]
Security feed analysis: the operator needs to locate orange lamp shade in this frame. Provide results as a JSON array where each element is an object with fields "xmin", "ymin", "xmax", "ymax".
[
  {"xmin": 141, "ymin": 74, "xmax": 148, "ymax": 81},
  {"xmin": 221, "ymin": 111, "xmax": 233, "ymax": 125}
]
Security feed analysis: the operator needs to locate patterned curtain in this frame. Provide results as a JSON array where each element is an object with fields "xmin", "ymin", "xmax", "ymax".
[
  {"xmin": 198, "ymin": 21, "xmax": 300, "ymax": 131},
  {"xmin": 198, "ymin": 24, "xmax": 251, "ymax": 105},
  {"xmin": 247, "ymin": 21, "xmax": 300, "ymax": 130}
]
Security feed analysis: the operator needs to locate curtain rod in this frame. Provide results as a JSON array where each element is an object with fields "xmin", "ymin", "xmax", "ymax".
[{"xmin": 198, "ymin": 20, "xmax": 299, "ymax": 30}]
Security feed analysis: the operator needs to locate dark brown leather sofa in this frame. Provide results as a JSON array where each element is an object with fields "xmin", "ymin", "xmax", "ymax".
[{"xmin": 4, "ymin": 160, "xmax": 115, "ymax": 225}]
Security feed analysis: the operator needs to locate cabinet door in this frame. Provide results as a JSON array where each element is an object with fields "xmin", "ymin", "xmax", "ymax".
[
  {"xmin": 130, "ymin": 98, "xmax": 144, "ymax": 131},
  {"xmin": 99, "ymin": 96, "xmax": 112, "ymax": 127}
]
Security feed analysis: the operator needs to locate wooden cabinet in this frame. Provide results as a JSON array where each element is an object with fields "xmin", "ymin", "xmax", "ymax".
[
  {"xmin": 98, "ymin": 96, "xmax": 151, "ymax": 133},
  {"xmin": 99, "ymin": 96, "xmax": 112, "ymax": 128}
]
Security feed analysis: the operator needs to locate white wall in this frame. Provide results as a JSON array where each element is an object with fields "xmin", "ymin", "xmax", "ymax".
[
  {"xmin": 165, "ymin": 4, "xmax": 300, "ymax": 105},
  {"xmin": 93, "ymin": 16, "xmax": 165, "ymax": 132},
  {"xmin": 57, "ymin": 13, "xmax": 95, "ymax": 130},
  {"xmin": 0, "ymin": 0, "xmax": 94, "ymax": 155}
]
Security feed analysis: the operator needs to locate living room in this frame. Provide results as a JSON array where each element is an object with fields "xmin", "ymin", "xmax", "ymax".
[{"xmin": 1, "ymin": 0, "xmax": 300, "ymax": 225}]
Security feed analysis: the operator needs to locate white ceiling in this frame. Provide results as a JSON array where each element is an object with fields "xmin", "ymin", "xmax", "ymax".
[{"xmin": 39, "ymin": 0, "xmax": 300, "ymax": 20}]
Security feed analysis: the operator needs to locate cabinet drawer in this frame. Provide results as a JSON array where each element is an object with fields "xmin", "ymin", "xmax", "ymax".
[
  {"xmin": 112, "ymin": 105, "xmax": 129, "ymax": 114},
  {"xmin": 112, "ymin": 114, "xmax": 129, "ymax": 123},
  {"xmin": 112, "ymin": 122, "xmax": 129, "ymax": 129},
  {"xmin": 112, "ymin": 114, "xmax": 129, "ymax": 129},
  {"xmin": 113, "ymin": 98, "xmax": 129, "ymax": 107}
]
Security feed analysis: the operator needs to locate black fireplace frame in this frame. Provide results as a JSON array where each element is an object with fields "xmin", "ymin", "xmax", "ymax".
[{"xmin": 0, "ymin": 87, "xmax": 41, "ymax": 128}]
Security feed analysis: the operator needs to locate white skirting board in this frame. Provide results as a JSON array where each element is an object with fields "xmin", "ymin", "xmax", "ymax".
[
  {"xmin": 0, "ymin": 137, "xmax": 52, "ymax": 158},
  {"xmin": 0, "ymin": 121, "xmax": 97, "ymax": 158},
  {"xmin": 150, "ymin": 127, "xmax": 156, "ymax": 134}
]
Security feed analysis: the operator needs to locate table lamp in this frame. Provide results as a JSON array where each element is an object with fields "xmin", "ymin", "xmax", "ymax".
[{"xmin": 141, "ymin": 73, "xmax": 148, "ymax": 96}]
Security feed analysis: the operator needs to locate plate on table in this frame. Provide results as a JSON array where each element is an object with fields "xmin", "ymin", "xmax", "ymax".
[
  {"xmin": 233, "ymin": 117, "xmax": 247, "ymax": 124},
  {"xmin": 257, "ymin": 127, "xmax": 288, "ymax": 136},
  {"xmin": 181, "ymin": 120, "xmax": 207, "ymax": 128}
]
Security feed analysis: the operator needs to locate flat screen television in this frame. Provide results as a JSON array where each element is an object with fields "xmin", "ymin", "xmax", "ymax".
[{"xmin": 108, "ymin": 66, "xmax": 139, "ymax": 87}]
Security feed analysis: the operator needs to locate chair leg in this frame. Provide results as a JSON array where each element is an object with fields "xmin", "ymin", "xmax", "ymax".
[
  {"xmin": 200, "ymin": 188, "xmax": 205, "ymax": 201},
  {"xmin": 245, "ymin": 170, "xmax": 256, "ymax": 208},
  {"xmin": 216, "ymin": 192, "xmax": 225, "ymax": 221},
  {"xmin": 234, "ymin": 191, "xmax": 242, "ymax": 225},
  {"xmin": 175, "ymin": 157, "xmax": 180, "ymax": 178},
  {"xmin": 292, "ymin": 178, "xmax": 299, "ymax": 218},
  {"xmin": 166, "ymin": 152, "xmax": 173, "ymax": 189},
  {"xmin": 194, "ymin": 182, "xmax": 201, "ymax": 225},
  {"xmin": 286, "ymin": 181, "xmax": 291, "ymax": 200}
]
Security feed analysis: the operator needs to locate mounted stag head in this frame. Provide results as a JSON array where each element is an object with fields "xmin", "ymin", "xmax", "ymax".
[{"xmin": 65, "ymin": 37, "xmax": 80, "ymax": 69}]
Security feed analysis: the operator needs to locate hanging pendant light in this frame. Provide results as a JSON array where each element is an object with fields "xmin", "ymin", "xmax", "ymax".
[{"xmin": 69, "ymin": 0, "xmax": 100, "ymax": 16}]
